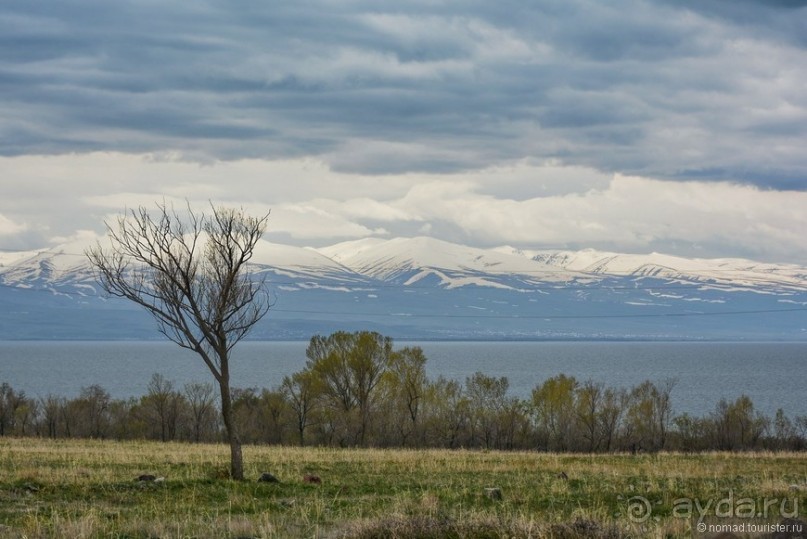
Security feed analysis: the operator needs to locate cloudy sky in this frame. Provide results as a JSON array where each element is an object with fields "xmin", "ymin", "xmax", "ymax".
[{"xmin": 1, "ymin": 0, "xmax": 806, "ymax": 262}]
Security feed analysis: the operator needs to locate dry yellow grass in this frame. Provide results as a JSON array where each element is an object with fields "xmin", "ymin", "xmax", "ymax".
[{"xmin": 0, "ymin": 438, "xmax": 804, "ymax": 538}]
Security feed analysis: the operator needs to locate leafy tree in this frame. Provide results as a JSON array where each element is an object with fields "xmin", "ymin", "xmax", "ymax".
[
  {"xmin": 626, "ymin": 379, "xmax": 676, "ymax": 451},
  {"xmin": 423, "ymin": 376, "xmax": 469, "ymax": 448},
  {"xmin": 107, "ymin": 398, "xmax": 139, "ymax": 440},
  {"xmin": 383, "ymin": 346, "xmax": 428, "ymax": 446},
  {"xmin": 230, "ymin": 388, "xmax": 262, "ymax": 444},
  {"xmin": 466, "ymin": 372, "xmax": 510, "ymax": 449},
  {"xmin": 87, "ymin": 202, "xmax": 270, "ymax": 479},
  {"xmin": 305, "ymin": 331, "xmax": 392, "ymax": 446},
  {"xmin": 712, "ymin": 394, "xmax": 768, "ymax": 450},
  {"xmin": 532, "ymin": 375, "xmax": 578, "ymax": 451},
  {"xmin": 672, "ymin": 413, "xmax": 711, "ymax": 452},
  {"xmin": 257, "ymin": 388, "xmax": 289, "ymax": 444},
  {"xmin": 0, "ymin": 383, "xmax": 30, "ymax": 436}
]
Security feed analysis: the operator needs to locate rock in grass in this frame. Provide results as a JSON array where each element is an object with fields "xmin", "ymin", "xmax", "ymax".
[
  {"xmin": 258, "ymin": 472, "xmax": 280, "ymax": 483},
  {"xmin": 483, "ymin": 487, "xmax": 503, "ymax": 501}
]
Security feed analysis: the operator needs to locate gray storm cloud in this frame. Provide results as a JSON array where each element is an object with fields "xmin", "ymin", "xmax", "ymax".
[
  {"xmin": 1, "ymin": 1, "xmax": 806, "ymax": 263},
  {"xmin": 1, "ymin": 0, "xmax": 806, "ymax": 188}
]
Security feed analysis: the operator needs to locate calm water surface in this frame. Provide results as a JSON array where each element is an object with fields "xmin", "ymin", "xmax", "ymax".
[{"xmin": 1, "ymin": 341, "xmax": 805, "ymax": 417}]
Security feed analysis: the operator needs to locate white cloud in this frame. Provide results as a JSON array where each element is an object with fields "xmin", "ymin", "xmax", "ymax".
[
  {"xmin": 47, "ymin": 229, "xmax": 104, "ymax": 251},
  {"xmin": 319, "ymin": 198, "xmax": 418, "ymax": 222},
  {"xmin": 4, "ymin": 1, "xmax": 806, "ymax": 186},
  {"xmin": 1, "ymin": 152, "xmax": 805, "ymax": 263},
  {"xmin": 269, "ymin": 204, "xmax": 388, "ymax": 240},
  {"xmin": 385, "ymin": 174, "xmax": 807, "ymax": 261},
  {"xmin": 0, "ymin": 213, "xmax": 27, "ymax": 236},
  {"xmin": 2, "ymin": 1, "xmax": 805, "ymax": 269}
]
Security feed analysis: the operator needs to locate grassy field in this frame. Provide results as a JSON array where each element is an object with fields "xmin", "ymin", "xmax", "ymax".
[{"xmin": 0, "ymin": 438, "xmax": 804, "ymax": 538}]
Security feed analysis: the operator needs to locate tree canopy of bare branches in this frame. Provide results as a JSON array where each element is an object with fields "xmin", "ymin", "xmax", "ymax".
[{"xmin": 86, "ymin": 202, "xmax": 270, "ymax": 480}]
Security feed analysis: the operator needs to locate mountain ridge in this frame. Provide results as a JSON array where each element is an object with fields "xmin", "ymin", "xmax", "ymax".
[{"xmin": 1, "ymin": 236, "xmax": 806, "ymax": 341}]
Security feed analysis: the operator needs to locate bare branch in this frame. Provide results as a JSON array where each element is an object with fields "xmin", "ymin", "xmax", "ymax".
[
  {"xmin": 86, "ymin": 201, "xmax": 271, "ymax": 388},
  {"xmin": 86, "ymin": 201, "xmax": 270, "ymax": 479}
]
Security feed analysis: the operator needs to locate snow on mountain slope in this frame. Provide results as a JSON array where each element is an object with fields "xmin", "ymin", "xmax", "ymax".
[
  {"xmin": 252, "ymin": 240, "xmax": 354, "ymax": 272},
  {"xmin": 3, "ymin": 236, "xmax": 806, "ymax": 294},
  {"xmin": 315, "ymin": 238, "xmax": 388, "ymax": 264},
  {"xmin": 0, "ymin": 240, "xmax": 354, "ymax": 280},
  {"xmin": 0, "ymin": 240, "xmax": 369, "ymax": 296},
  {"xmin": 315, "ymin": 236, "xmax": 576, "ymax": 285},
  {"xmin": 0, "ymin": 243, "xmax": 97, "ymax": 295},
  {"xmin": 2, "ymin": 237, "xmax": 807, "ymax": 340},
  {"xmin": 251, "ymin": 240, "xmax": 371, "ymax": 287},
  {"xmin": 515, "ymin": 249, "xmax": 807, "ymax": 291},
  {"xmin": 0, "ymin": 249, "xmax": 44, "ymax": 268},
  {"xmin": 251, "ymin": 240, "xmax": 344, "ymax": 269}
]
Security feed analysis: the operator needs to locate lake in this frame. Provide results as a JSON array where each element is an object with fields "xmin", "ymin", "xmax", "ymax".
[{"xmin": 1, "ymin": 340, "xmax": 805, "ymax": 418}]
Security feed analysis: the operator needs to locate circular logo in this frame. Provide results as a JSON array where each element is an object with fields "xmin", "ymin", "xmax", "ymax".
[{"xmin": 627, "ymin": 496, "xmax": 652, "ymax": 523}]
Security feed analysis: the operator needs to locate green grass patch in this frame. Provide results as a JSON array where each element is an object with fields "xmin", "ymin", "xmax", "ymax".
[{"xmin": 0, "ymin": 438, "xmax": 804, "ymax": 538}]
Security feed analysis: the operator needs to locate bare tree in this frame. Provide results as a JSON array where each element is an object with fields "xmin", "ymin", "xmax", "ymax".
[
  {"xmin": 281, "ymin": 370, "xmax": 318, "ymax": 446},
  {"xmin": 144, "ymin": 373, "xmax": 183, "ymax": 442},
  {"xmin": 87, "ymin": 202, "xmax": 270, "ymax": 480},
  {"xmin": 575, "ymin": 380, "xmax": 604, "ymax": 452},
  {"xmin": 184, "ymin": 382, "xmax": 218, "ymax": 442},
  {"xmin": 40, "ymin": 395, "xmax": 65, "ymax": 438}
]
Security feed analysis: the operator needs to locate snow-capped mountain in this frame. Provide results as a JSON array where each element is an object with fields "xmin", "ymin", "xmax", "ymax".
[
  {"xmin": 0, "ymin": 243, "xmax": 98, "ymax": 296},
  {"xmin": 517, "ymin": 248, "xmax": 806, "ymax": 292},
  {"xmin": 1, "ymin": 237, "xmax": 806, "ymax": 340},
  {"xmin": 315, "ymin": 236, "xmax": 579, "ymax": 288}
]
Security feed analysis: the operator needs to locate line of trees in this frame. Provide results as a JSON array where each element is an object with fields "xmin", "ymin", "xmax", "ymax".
[{"xmin": 2, "ymin": 331, "xmax": 806, "ymax": 452}]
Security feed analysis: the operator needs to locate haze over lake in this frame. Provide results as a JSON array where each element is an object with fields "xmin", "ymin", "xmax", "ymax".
[{"xmin": 1, "ymin": 340, "xmax": 804, "ymax": 418}]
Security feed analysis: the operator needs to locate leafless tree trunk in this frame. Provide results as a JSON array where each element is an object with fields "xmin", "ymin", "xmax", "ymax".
[{"xmin": 87, "ymin": 202, "xmax": 270, "ymax": 480}]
